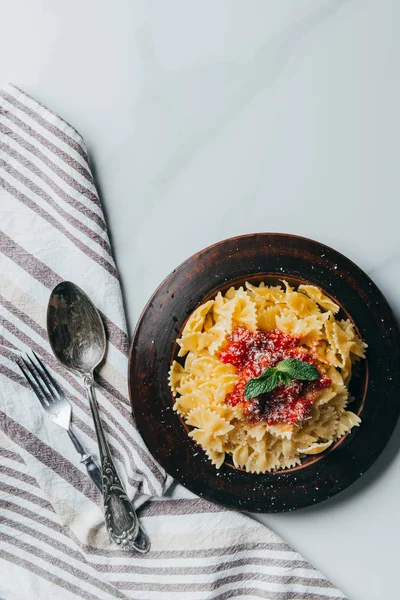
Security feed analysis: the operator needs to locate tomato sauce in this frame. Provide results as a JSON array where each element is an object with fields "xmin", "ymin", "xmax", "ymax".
[{"xmin": 219, "ymin": 327, "xmax": 331, "ymax": 425}]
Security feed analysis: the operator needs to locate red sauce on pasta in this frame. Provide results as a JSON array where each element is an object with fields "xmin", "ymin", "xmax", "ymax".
[{"xmin": 219, "ymin": 326, "xmax": 331, "ymax": 425}]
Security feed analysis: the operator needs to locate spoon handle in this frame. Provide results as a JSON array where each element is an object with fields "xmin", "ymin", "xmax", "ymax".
[{"xmin": 84, "ymin": 375, "xmax": 140, "ymax": 547}]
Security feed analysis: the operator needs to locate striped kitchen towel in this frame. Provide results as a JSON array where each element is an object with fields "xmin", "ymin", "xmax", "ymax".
[{"xmin": 0, "ymin": 84, "xmax": 346, "ymax": 600}]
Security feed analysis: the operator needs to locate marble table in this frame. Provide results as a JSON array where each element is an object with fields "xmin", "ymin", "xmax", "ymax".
[{"xmin": 2, "ymin": 1, "xmax": 399, "ymax": 598}]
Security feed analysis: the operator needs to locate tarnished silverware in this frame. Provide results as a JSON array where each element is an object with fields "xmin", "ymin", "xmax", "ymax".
[
  {"xmin": 47, "ymin": 281, "xmax": 150, "ymax": 553},
  {"xmin": 17, "ymin": 350, "xmax": 102, "ymax": 491}
]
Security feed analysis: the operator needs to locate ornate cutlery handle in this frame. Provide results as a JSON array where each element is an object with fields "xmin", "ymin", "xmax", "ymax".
[
  {"xmin": 84, "ymin": 375, "xmax": 140, "ymax": 546},
  {"xmin": 70, "ymin": 420, "xmax": 150, "ymax": 552}
]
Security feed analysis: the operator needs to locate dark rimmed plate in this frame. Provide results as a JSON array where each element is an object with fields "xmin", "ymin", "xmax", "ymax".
[{"xmin": 128, "ymin": 233, "xmax": 400, "ymax": 512}]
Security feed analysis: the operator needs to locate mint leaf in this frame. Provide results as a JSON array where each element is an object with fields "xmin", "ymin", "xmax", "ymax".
[
  {"xmin": 244, "ymin": 377, "xmax": 271, "ymax": 399},
  {"xmin": 244, "ymin": 358, "xmax": 320, "ymax": 399},
  {"xmin": 255, "ymin": 367, "xmax": 276, "ymax": 381},
  {"xmin": 244, "ymin": 370, "xmax": 281, "ymax": 399},
  {"xmin": 280, "ymin": 372, "xmax": 292, "ymax": 387},
  {"xmin": 263, "ymin": 372, "xmax": 282, "ymax": 393},
  {"xmin": 276, "ymin": 358, "xmax": 319, "ymax": 381}
]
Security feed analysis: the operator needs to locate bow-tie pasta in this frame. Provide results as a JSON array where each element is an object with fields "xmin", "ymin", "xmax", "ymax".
[{"xmin": 169, "ymin": 282, "xmax": 367, "ymax": 473}]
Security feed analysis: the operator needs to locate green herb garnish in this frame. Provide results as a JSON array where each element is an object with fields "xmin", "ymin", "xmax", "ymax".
[{"xmin": 244, "ymin": 358, "xmax": 320, "ymax": 399}]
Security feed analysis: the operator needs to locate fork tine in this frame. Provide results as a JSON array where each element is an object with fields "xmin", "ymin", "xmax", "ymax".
[
  {"xmin": 22, "ymin": 355, "xmax": 52, "ymax": 405},
  {"xmin": 17, "ymin": 358, "xmax": 48, "ymax": 409},
  {"xmin": 25, "ymin": 354, "xmax": 56, "ymax": 404},
  {"xmin": 30, "ymin": 351, "xmax": 62, "ymax": 398}
]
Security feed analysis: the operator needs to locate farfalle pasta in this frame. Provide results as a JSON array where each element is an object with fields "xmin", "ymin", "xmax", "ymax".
[{"xmin": 169, "ymin": 282, "xmax": 367, "ymax": 473}]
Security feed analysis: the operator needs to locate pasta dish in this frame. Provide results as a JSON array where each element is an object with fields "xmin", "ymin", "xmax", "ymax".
[{"xmin": 169, "ymin": 282, "xmax": 366, "ymax": 473}]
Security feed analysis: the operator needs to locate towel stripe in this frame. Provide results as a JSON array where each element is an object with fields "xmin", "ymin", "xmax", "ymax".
[
  {"xmin": 0, "ymin": 445, "xmax": 24, "ymax": 464},
  {"xmin": 0, "ymin": 311, "xmax": 164, "ymax": 493},
  {"xmin": 0, "ymin": 84, "xmax": 346, "ymax": 600},
  {"xmin": 0, "ymin": 133, "xmax": 106, "ymax": 230},
  {"xmin": 0, "ymin": 231, "xmax": 129, "ymax": 355},
  {"xmin": 0, "ymin": 355, "xmax": 157, "ymax": 497},
  {"xmin": 11, "ymin": 85, "xmax": 86, "ymax": 147},
  {"xmin": 0, "ymin": 144, "xmax": 109, "ymax": 249},
  {"xmin": 0, "ymin": 411, "xmax": 101, "ymax": 503},
  {"xmin": 0, "ymin": 461, "xmax": 346, "ymax": 600},
  {"xmin": 0, "ymin": 90, "xmax": 95, "ymax": 186},
  {"xmin": 1, "ymin": 177, "xmax": 117, "ymax": 277}
]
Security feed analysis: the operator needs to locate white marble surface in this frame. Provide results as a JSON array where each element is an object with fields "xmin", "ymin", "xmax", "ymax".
[{"xmin": 2, "ymin": 0, "xmax": 400, "ymax": 597}]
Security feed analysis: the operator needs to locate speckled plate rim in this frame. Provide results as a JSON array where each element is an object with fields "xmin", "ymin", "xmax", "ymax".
[{"xmin": 128, "ymin": 233, "xmax": 400, "ymax": 512}]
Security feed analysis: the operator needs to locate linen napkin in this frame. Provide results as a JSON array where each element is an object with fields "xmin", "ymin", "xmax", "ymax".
[{"xmin": 0, "ymin": 84, "xmax": 346, "ymax": 600}]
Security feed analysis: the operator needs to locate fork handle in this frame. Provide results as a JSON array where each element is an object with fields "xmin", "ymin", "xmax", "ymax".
[
  {"xmin": 67, "ymin": 428, "xmax": 85, "ymax": 454},
  {"xmin": 80, "ymin": 453, "xmax": 103, "ymax": 492},
  {"xmin": 68, "ymin": 429, "xmax": 103, "ymax": 492}
]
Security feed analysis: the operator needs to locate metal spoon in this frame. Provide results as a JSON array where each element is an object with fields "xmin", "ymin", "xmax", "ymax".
[{"xmin": 47, "ymin": 281, "xmax": 150, "ymax": 553}]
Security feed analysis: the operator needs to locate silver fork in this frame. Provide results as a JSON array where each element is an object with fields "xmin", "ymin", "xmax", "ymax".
[{"xmin": 17, "ymin": 351, "xmax": 102, "ymax": 491}]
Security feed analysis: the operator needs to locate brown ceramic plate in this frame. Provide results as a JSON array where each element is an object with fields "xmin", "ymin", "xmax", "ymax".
[{"xmin": 128, "ymin": 233, "xmax": 400, "ymax": 512}]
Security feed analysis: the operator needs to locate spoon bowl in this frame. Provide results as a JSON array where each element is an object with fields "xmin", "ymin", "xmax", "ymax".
[{"xmin": 47, "ymin": 281, "xmax": 106, "ymax": 375}]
